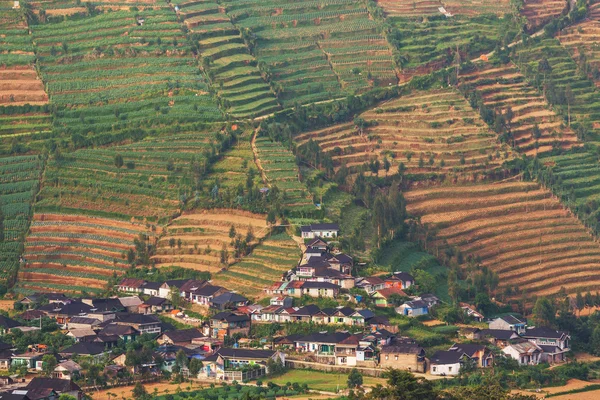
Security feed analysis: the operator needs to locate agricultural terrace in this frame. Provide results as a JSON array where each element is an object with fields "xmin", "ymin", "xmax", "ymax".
[
  {"xmin": 254, "ymin": 136, "xmax": 314, "ymax": 214},
  {"xmin": 559, "ymin": 17, "xmax": 600, "ymax": 86},
  {"xmin": 459, "ymin": 63, "xmax": 579, "ymax": 154},
  {"xmin": 175, "ymin": 0, "xmax": 280, "ymax": 118},
  {"xmin": 212, "ymin": 232, "xmax": 300, "ymax": 297},
  {"xmin": 521, "ymin": 0, "xmax": 567, "ymax": 29},
  {"xmin": 388, "ymin": 15, "xmax": 516, "ymax": 82},
  {"xmin": 205, "ymin": 134, "xmax": 258, "ymax": 193},
  {"xmin": 31, "ymin": 8, "xmax": 221, "ymax": 146},
  {"xmin": 19, "ymin": 213, "xmax": 156, "ymax": 294},
  {"xmin": 376, "ymin": 0, "xmax": 443, "ymax": 17},
  {"xmin": 295, "ymin": 88, "xmax": 515, "ymax": 179},
  {"xmin": 405, "ymin": 181, "xmax": 600, "ymax": 297},
  {"xmin": 35, "ymin": 130, "xmax": 220, "ymax": 223},
  {"xmin": 514, "ymin": 38, "xmax": 600, "ymax": 139},
  {"xmin": 441, "ymin": 0, "xmax": 512, "ymax": 16},
  {"xmin": 0, "ymin": 155, "xmax": 43, "ymax": 286},
  {"xmin": 225, "ymin": 0, "xmax": 396, "ymax": 107},
  {"xmin": 152, "ymin": 209, "xmax": 268, "ymax": 273},
  {"xmin": 0, "ymin": 2, "xmax": 52, "ymax": 153}
]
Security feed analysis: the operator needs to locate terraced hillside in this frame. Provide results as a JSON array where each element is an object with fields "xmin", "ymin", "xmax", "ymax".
[
  {"xmin": 35, "ymin": 130, "xmax": 223, "ymax": 223},
  {"xmin": 174, "ymin": 0, "xmax": 280, "ymax": 118},
  {"xmin": 212, "ymin": 232, "xmax": 300, "ymax": 297},
  {"xmin": 0, "ymin": 2, "xmax": 52, "ymax": 154},
  {"xmin": 18, "ymin": 213, "xmax": 156, "ymax": 294},
  {"xmin": 514, "ymin": 38, "xmax": 600, "ymax": 139},
  {"xmin": 459, "ymin": 63, "xmax": 579, "ymax": 154},
  {"xmin": 521, "ymin": 0, "xmax": 567, "ymax": 29},
  {"xmin": 254, "ymin": 136, "xmax": 314, "ymax": 214},
  {"xmin": 405, "ymin": 181, "xmax": 600, "ymax": 297},
  {"xmin": 295, "ymin": 88, "xmax": 514, "ymax": 179},
  {"xmin": 152, "ymin": 209, "xmax": 268, "ymax": 273},
  {"xmin": 225, "ymin": 0, "xmax": 396, "ymax": 106},
  {"xmin": 442, "ymin": 0, "xmax": 512, "ymax": 16},
  {"xmin": 32, "ymin": 8, "xmax": 222, "ymax": 146},
  {"xmin": 377, "ymin": 0, "xmax": 442, "ymax": 17},
  {"xmin": 558, "ymin": 17, "xmax": 600, "ymax": 86},
  {"xmin": 388, "ymin": 15, "xmax": 515, "ymax": 81},
  {"xmin": 0, "ymin": 156, "xmax": 43, "ymax": 287}
]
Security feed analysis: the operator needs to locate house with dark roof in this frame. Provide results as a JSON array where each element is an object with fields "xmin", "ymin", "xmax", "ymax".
[
  {"xmin": 142, "ymin": 296, "xmax": 173, "ymax": 314},
  {"xmin": 460, "ymin": 303, "xmax": 484, "ymax": 322},
  {"xmin": 396, "ymin": 300, "xmax": 429, "ymax": 317},
  {"xmin": 355, "ymin": 276, "xmax": 385, "ymax": 293},
  {"xmin": 24, "ymin": 377, "xmax": 82, "ymax": 400},
  {"xmin": 98, "ymin": 324, "xmax": 139, "ymax": 343},
  {"xmin": 158, "ymin": 280, "xmax": 192, "ymax": 299},
  {"xmin": 522, "ymin": 327, "xmax": 570, "ymax": 364},
  {"xmin": 384, "ymin": 272, "xmax": 414, "ymax": 290},
  {"xmin": 157, "ymin": 328, "xmax": 204, "ymax": 346},
  {"xmin": 300, "ymin": 223, "xmax": 339, "ymax": 239},
  {"xmin": 108, "ymin": 313, "xmax": 161, "ymax": 335},
  {"xmin": 38, "ymin": 301, "xmax": 93, "ymax": 325},
  {"xmin": 199, "ymin": 348, "xmax": 284, "ymax": 381},
  {"xmin": 430, "ymin": 350, "xmax": 470, "ymax": 376},
  {"xmin": 489, "ymin": 315, "xmax": 527, "ymax": 334},
  {"xmin": 502, "ymin": 341, "xmax": 542, "ymax": 366},
  {"xmin": 117, "ymin": 278, "xmax": 147, "ymax": 294},
  {"xmin": 479, "ymin": 329, "xmax": 520, "ymax": 347},
  {"xmin": 380, "ymin": 342, "xmax": 426, "ymax": 372},
  {"xmin": 66, "ymin": 317, "xmax": 101, "ymax": 330},
  {"xmin": 59, "ymin": 342, "xmax": 109, "ymax": 363},
  {"xmin": 17, "ymin": 310, "xmax": 46, "ymax": 322},
  {"xmin": 209, "ymin": 312, "xmax": 251, "ymax": 339},
  {"xmin": 448, "ymin": 343, "xmax": 494, "ymax": 368},
  {"xmin": 301, "ymin": 281, "xmax": 340, "ymax": 298},
  {"xmin": 52, "ymin": 360, "xmax": 81, "ymax": 380},
  {"xmin": 211, "ymin": 292, "xmax": 249, "ymax": 311},
  {"xmin": 189, "ymin": 284, "xmax": 227, "ymax": 306},
  {"xmin": 0, "ymin": 316, "xmax": 21, "ymax": 335},
  {"xmin": 141, "ymin": 281, "xmax": 161, "ymax": 297},
  {"xmin": 294, "ymin": 332, "xmax": 353, "ymax": 355},
  {"xmin": 19, "ymin": 293, "xmax": 69, "ymax": 309}
]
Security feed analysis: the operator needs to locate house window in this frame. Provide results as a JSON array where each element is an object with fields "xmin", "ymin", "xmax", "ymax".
[
  {"xmin": 385, "ymin": 355, "xmax": 388, "ymax": 360},
  {"xmin": 433, "ymin": 367, "xmax": 437, "ymax": 372},
  {"xmin": 394, "ymin": 355, "xmax": 398, "ymax": 360},
  {"xmin": 448, "ymin": 367, "xmax": 453, "ymax": 372}
]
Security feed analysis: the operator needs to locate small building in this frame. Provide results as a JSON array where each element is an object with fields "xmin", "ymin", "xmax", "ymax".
[
  {"xmin": 448, "ymin": 343, "xmax": 494, "ymax": 368},
  {"xmin": 355, "ymin": 277, "xmax": 385, "ymax": 294},
  {"xmin": 479, "ymin": 329, "xmax": 520, "ymax": 347},
  {"xmin": 108, "ymin": 313, "xmax": 161, "ymax": 335},
  {"xmin": 301, "ymin": 281, "xmax": 340, "ymax": 298},
  {"xmin": 118, "ymin": 297, "xmax": 143, "ymax": 313},
  {"xmin": 17, "ymin": 310, "xmax": 46, "ymax": 322},
  {"xmin": 141, "ymin": 281, "xmax": 161, "ymax": 297},
  {"xmin": 117, "ymin": 279, "xmax": 147, "ymax": 294},
  {"xmin": 11, "ymin": 352, "xmax": 43, "ymax": 370},
  {"xmin": 98, "ymin": 324, "xmax": 139, "ymax": 343},
  {"xmin": 211, "ymin": 292, "xmax": 249, "ymax": 311},
  {"xmin": 67, "ymin": 317, "xmax": 101, "ymax": 330},
  {"xmin": 59, "ymin": 343, "xmax": 109, "ymax": 364},
  {"xmin": 396, "ymin": 300, "xmax": 429, "ymax": 317},
  {"xmin": 379, "ymin": 342, "xmax": 426, "ymax": 373},
  {"xmin": 53, "ymin": 360, "xmax": 82, "ymax": 380},
  {"xmin": 200, "ymin": 348, "xmax": 284, "ymax": 381},
  {"xmin": 300, "ymin": 223, "xmax": 339, "ymax": 239},
  {"xmin": 188, "ymin": 284, "xmax": 227, "ymax": 306},
  {"xmin": 157, "ymin": 328, "xmax": 204, "ymax": 346},
  {"xmin": 372, "ymin": 287, "xmax": 408, "ymax": 307},
  {"xmin": 460, "ymin": 303, "xmax": 484, "ymax": 322},
  {"xmin": 24, "ymin": 377, "xmax": 82, "ymax": 400},
  {"xmin": 142, "ymin": 296, "xmax": 173, "ymax": 314},
  {"xmin": 270, "ymin": 296, "xmax": 293, "ymax": 308},
  {"xmin": 66, "ymin": 328, "xmax": 97, "ymax": 343},
  {"xmin": 430, "ymin": 351, "xmax": 469, "ymax": 376},
  {"xmin": 502, "ymin": 341, "xmax": 542, "ymax": 366},
  {"xmin": 209, "ymin": 312, "xmax": 251, "ymax": 339},
  {"xmin": 522, "ymin": 327, "xmax": 570, "ymax": 364},
  {"xmin": 384, "ymin": 272, "xmax": 414, "ymax": 290},
  {"xmin": 488, "ymin": 315, "xmax": 527, "ymax": 334},
  {"xmin": 0, "ymin": 316, "xmax": 20, "ymax": 335}
]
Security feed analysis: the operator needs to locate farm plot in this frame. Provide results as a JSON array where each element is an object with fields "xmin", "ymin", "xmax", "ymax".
[
  {"xmin": 176, "ymin": 0, "xmax": 280, "ymax": 118},
  {"xmin": 35, "ymin": 130, "xmax": 219, "ymax": 223},
  {"xmin": 459, "ymin": 63, "xmax": 579, "ymax": 154},
  {"xmin": 514, "ymin": 38, "xmax": 600, "ymax": 139},
  {"xmin": 212, "ymin": 232, "xmax": 300, "ymax": 297},
  {"xmin": 388, "ymin": 15, "xmax": 516, "ymax": 82},
  {"xmin": 226, "ymin": 0, "xmax": 396, "ymax": 107},
  {"xmin": 0, "ymin": 155, "xmax": 43, "ymax": 286},
  {"xmin": 153, "ymin": 209, "xmax": 268, "ymax": 273},
  {"xmin": 441, "ymin": 0, "xmax": 512, "ymax": 16},
  {"xmin": 520, "ymin": 0, "xmax": 567, "ymax": 30},
  {"xmin": 295, "ymin": 87, "xmax": 514, "ymax": 179},
  {"xmin": 254, "ymin": 136, "xmax": 314, "ymax": 214},
  {"xmin": 559, "ymin": 19, "xmax": 600, "ymax": 88},
  {"xmin": 19, "ymin": 213, "xmax": 156, "ymax": 293},
  {"xmin": 404, "ymin": 181, "xmax": 600, "ymax": 297},
  {"xmin": 377, "ymin": 0, "xmax": 442, "ymax": 17},
  {"xmin": 31, "ymin": 8, "xmax": 221, "ymax": 147}
]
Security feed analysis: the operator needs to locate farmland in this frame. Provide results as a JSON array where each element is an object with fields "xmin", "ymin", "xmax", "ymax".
[
  {"xmin": 225, "ymin": 0, "xmax": 396, "ymax": 106},
  {"xmin": 521, "ymin": 0, "xmax": 567, "ymax": 29},
  {"xmin": 459, "ymin": 63, "xmax": 579, "ymax": 154},
  {"xmin": 0, "ymin": 155, "xmax": 43, "ymax": 286},
  {"xmin": 212, "ymin": 232, "xmax": 300, "ymax": 297},
  {"xmin": 34, "ymin": 129, "xmax": 223, "ymax": 223},
  {"xmin": 152, "ymin": 208, "xmax": 268, "ymax": 273},
  {"xmin": 175, "ymin": 0, "xmax": 280, "ymax": 118},
  {"xmin": 254, "ymin": 136, "xmax": 314, "ymax": 214},
  {"xmin": 376, "ymin": 0, "xmax": 442, "ymax": 17},
  {"xmin": 558, "ymin": 17, "xmax": 600, "ymax": 87},
  {"xmin": 295, "ymin": 87, "xmax": 515, "ymax": 179},
  {"xmin": 404, "ymin": 181, "xmax": 600, "ymax": 297},
  {"xmin": 18, "ymin": 213, "xmax": 156, "ymax": 294},
  {"xmin": 31, "ymin": 7, "xmax": 222, "ymax": 147},
  {"xmin": 388, "ymin": 14, "xmax": 516, "ymax": 81}
]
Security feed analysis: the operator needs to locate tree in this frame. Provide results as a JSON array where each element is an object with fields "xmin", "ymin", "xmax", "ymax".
[
  {"xmin": 0, "ymin": 201, "xmax": 4, "ymax": 242},
  {"xmin": 369, "ymin": 369, "xmax": 440, "ymax": 400},
  {"xmin": 114, "ymin": 154, "xmax": 123, "ymax": 169},
  {"xmin": 591, "ymin": 325, "xmax": 600, "ymax": 355},
  {"xmin": 228, "ymin": 225, "xmax": 236, "ymax": 240},
  {"xmin": 41, "ymin": 354, "xmax": 57, "ymax": 377},
  {"xmin": 132, "ymin": 382, "xmax": 149, "ymax": 400},
  {"xmin": 347, "ymin": 368, "xmax": 363, "ymax": 388},
  {"xmin": 565, "ymin": 84, "xmax": 574, "ymax": 126},
  {"xmin": 532, "ymin": 297, "xmax": 556, "ymax": 328},
  {"xmin": 576, "ymin": 290, "xmax": 585, "ymax": 316},
  {"xmin": 189, "ymin": 358, "xmax": 203, "ymax": 376},
  {"xmin": 169, "ymin": 286, "xmax": 182, "ymax": 309},
  {"xmin": 413, "ymin": 269, "xmax": 435, "ymax": 294}
]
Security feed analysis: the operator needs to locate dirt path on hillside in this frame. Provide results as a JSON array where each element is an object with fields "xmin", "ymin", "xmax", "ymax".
[{"xmin": 251, "ymin": 128, "xmax": 268, "ymax": 187}]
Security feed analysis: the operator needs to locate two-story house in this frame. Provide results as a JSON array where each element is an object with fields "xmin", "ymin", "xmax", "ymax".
[
  {"xmin": 522, "ymin": 327, "xmax": 570, "ymax": 364},
  {"xmin": 209, "ymin": 312, "xmax": 251, "ymax": 339},
  {"xmin": 488, "ymin": 315, "xmax": 527, "ymax": 334}
]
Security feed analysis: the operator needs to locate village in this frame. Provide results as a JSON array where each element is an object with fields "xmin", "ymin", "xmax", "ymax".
[{"xmin": 0, "ymin": 223, "xmax": 575, "ymax": 399}]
